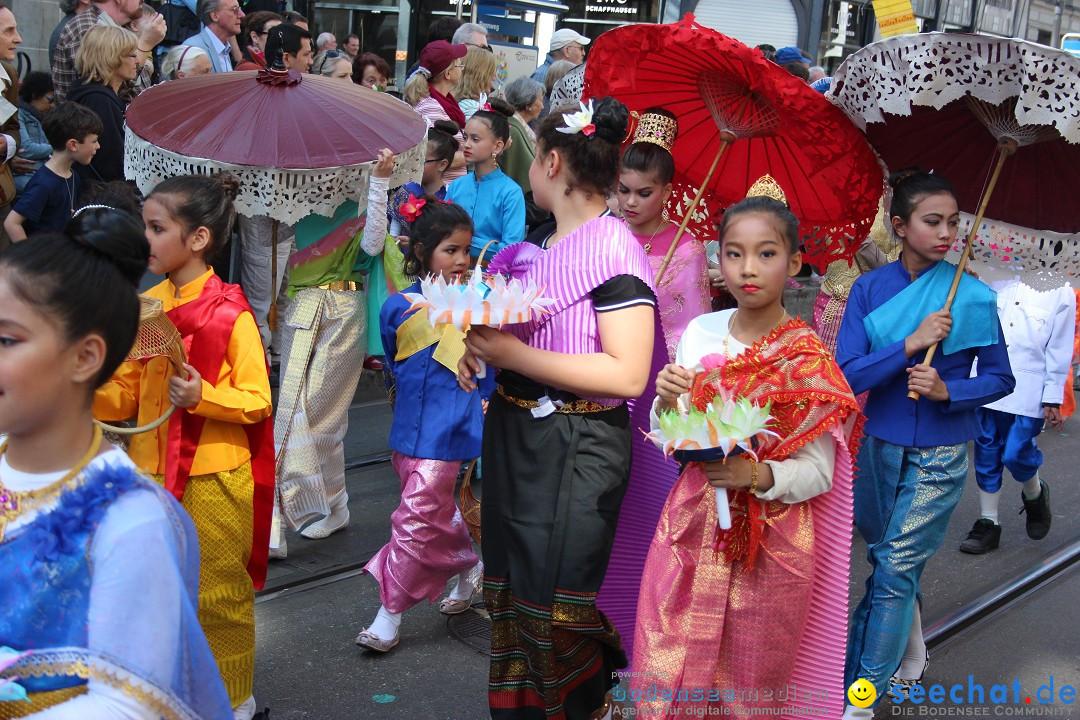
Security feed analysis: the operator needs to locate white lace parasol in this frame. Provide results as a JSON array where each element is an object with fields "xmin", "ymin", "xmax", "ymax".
[
  {"xmin": 828, "ymin": 32, "xmax": 1080, "ymax": 144},
  {"xmin": 124, "ymin": 127, "xmax": 426, "ymax": 225},
  {"xmin": 946, "ymin": 213, "xmax": 1080, "ymax": 291}
]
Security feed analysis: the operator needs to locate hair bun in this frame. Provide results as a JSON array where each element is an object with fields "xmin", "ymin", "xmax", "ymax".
[
  {"xmin": 215, "ymin": 172, "xmax": 241, "ymax": 202},
  {"xmin": 485, "ymin": 97, "xmax": 515, "ymax": 118},
  {"xmin": 591, "ymin": 97, "xmax": 630, "ymax": 145},
  {"xmin": 65, "ymin": 208, "xmax": 149, "ymax": 286},
  {"xmin": 432, "ymin": 119, "xmax": 460, "ymax": 136},
  {"xmin": 888, "ymin": 167, "xmax": 925, "ymax": 190}
]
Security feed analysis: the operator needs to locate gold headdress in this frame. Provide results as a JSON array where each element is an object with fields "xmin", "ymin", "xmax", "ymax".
[
  {"xmin": 630, "ymin": 110, "xmax": 678, "ymax": 153},
  {"xmin": 744, "ymin": 174, "xmax": 788, "ymax": 206}
]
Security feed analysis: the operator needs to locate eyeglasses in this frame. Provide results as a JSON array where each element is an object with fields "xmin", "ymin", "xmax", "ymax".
[
  {"xmin": 467, "ymin": 42, "xmax": 493, "ymax": 52},
  {"xmin": 424, "ymin": 158, "xmax": 442, "ymax": 164}
]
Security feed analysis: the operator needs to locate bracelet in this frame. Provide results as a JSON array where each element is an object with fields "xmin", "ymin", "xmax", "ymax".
[
  {"xmin": 138, "ymin": 46, "xmax": 152, "ymax": 53},
  {"xmin": 748, "ymin": 459, "xmax": 759, "ymax": 496}
]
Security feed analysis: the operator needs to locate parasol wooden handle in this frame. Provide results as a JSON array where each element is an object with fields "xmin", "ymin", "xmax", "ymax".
[
  {"xmin": 96, "ymin": 404, "xmax": 177, "ymax": 435},
  {"xmin": 654, "ymin": 135, "xmax": 733, "ymax": 286},
  {"xmin": 907, "ymin": 138, "xmax": 1017, "ymax": 401},
  {"xmin": 269, "ymin": 219, "xmax": 280, "ymax": 333}
]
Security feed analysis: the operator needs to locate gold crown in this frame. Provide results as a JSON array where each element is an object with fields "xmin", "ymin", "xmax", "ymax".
[
  {"xmin": 631, "ymin": 111, "xmax": 678, "ymax": 153},
  {"xmin": 745, "ymin": 174, "xmax": 788, "ymax": 206}
]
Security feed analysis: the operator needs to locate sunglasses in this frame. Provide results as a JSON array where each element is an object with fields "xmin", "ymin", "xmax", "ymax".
[{"xmin": 467, "ymin": 42, "xmax": 493, "ymax": 52}]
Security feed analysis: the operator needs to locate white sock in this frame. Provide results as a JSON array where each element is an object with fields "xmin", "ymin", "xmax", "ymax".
[
  {"xmin": 448, "ymin": 561, "xmax": 483, "ymax": 601},
  {"xmin": 367, "ymin": 605, "xmax": 401, "ymax": 640},
  {"xmin": 233, "ymin": 696, "xmax": 256, "ymax": 720},
  {"xmin": 978, "ymin": 489, "xmax": 1001, "ymax": 524},
  {"xmin": 1022, "ymin": 473, "xmax": 1042, "ymax": 500},
  {"xmin": 896, "ymin": 603, "xmax": 927, "ymax": 680}
]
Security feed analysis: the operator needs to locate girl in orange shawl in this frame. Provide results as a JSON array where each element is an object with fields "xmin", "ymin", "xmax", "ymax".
[{"xmin": 630, "ymin": 183, "xmax": 861, "ymax": 719}]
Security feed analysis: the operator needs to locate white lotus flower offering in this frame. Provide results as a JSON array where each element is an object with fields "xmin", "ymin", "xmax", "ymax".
[
  {"xmin": 403, "ymin": 258, "xmax": 555, "ymax": 377},
  {"xmin": 647, "ymin": 391, "xmax": 779, "ymax": 529}
]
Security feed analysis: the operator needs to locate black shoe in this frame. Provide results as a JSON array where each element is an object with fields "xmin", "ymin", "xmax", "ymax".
[
  {"xmin": 1021, "ymin": 480, "xmax": 1052, "ymax": 539},
  {"xmin": 960, "ymin": 518, "xmax": 1001, "ymax": 554},
  {"xmin": 252, "ymin": 709, "xmax": 270, "ymax": 720}
]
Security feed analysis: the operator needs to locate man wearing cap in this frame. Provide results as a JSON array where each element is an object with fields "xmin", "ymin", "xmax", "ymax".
[
  {"xmin": 530, "ymin": 28, "xmax": 588, "ymax": 84},
  {"xmin": 775, "ymin": 46, "xmax": 812, "ymax": 81}
]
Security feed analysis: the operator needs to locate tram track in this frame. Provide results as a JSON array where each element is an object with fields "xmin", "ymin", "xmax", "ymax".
[
  {"xmin": 924, "ymin": 535, "xmax": 1080, "ymax": 650},
  {"xmin": 261, "ymin": 461, "xmax": 1080, "ymax": 651}
]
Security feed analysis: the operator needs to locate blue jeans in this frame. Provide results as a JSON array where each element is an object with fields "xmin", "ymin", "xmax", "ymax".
[
  {"xmin": 845, "ymin": 436, "xmax": 968, "ymax": 703},
  {"xmin": 974, "ymin": 409, "xmax": 1044, "ymax": 492}
]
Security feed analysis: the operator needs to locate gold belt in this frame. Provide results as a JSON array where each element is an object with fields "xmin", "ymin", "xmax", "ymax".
[
  {"xmin": 317, "ymin": 280, "xmax": 359, "ymax": 291},
  {"xmin": 496, "ymin": 385, "xmax": 613, "ymax": 414}
]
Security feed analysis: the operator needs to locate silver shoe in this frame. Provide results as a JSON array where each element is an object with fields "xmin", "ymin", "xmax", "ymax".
[
  {"xmin": 355, "ymin": 628, "xmax": 399, "ymax": 653},
  {"xmin": 438, "ymin": 561, "xmax": 484, "ymax": 615}
]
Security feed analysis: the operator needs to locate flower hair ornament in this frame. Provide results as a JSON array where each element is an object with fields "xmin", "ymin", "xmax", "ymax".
[
  {"xmin": 478, "ymin": 92, "xmax": 492, "ymax": 112},
  {"xmin": 400, "ymin": 194, "xmax": 427, "ymax": 223},
  {"xmin": 558, "ymin": 99, "xmax": 597, "ymax": 137}
]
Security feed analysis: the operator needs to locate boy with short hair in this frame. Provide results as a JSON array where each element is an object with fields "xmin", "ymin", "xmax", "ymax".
[
  {"xmin": 3, "ymin": 102, "xmax": 101, "ymax": 241},
  {"xmin": 960, "ymin": 278, "xmax": 1075, "ymax": 554}
]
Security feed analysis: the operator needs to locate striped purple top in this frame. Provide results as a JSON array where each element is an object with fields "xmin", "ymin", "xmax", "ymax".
[{"xmin": 488, "ymin": 216, "xmax": 658, "ymax": 406}]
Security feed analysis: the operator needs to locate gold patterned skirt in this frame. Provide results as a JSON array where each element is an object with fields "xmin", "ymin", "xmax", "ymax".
[{"xmin": 155, "ymin": 462, "xmax": 255, "ymax": 708}]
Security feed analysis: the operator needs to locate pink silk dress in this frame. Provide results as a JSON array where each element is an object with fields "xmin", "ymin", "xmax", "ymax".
[
  {"xmin": 595, "ymin": 223, "xmax": 710, "ymax": 669},
  {"xmin": 632, "ymin": 224, "xmax": 711, "ymax": 362},
  {"xmin": 631, "ymin": 319, "xmax": 860, "ymax": 719}
]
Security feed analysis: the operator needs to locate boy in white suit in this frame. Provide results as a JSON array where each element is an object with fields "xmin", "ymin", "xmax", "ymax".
[{"xmin": 962, "ymin": 279, "xmax": 1075, "ymax": 553}]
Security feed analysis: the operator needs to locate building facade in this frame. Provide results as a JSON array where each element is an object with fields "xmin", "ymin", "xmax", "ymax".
[{"xmin": 821, "ymin": 0, "xmax": 1080, "ymax": 69}]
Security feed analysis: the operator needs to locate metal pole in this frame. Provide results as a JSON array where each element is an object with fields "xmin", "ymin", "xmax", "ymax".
[{"xmin": 1052, "ymin": 0, "xmax": 1064, "ymax": 47}]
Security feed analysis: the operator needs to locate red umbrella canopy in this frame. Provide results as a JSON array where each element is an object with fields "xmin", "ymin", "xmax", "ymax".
[
  {"xmin": 126, "ymin": 69, "xmax": 427, "ymax": 168},
  {"xmin": 584, "ymin": 14, "xmax": 884, "ymax": 271}
]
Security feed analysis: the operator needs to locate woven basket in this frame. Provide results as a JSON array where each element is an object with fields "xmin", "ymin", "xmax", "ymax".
[{"xmin": 458, "ymin": 458, "xmax": 481, "ymax": 546}]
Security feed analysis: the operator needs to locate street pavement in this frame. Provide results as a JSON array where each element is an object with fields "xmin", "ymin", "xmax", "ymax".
[{"xmin": 252, "ymin": 288, "xmax": 1080, "ymax": 719}]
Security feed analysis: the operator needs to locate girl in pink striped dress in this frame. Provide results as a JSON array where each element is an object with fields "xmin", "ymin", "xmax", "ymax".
[{"xmin": 458, "ymin": 96, "xmax": 667, "ymax": 720}]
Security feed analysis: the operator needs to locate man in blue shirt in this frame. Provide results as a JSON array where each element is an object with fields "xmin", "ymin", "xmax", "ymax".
[{"xmin": 182, "ymin": 0, "xmax": 244, "ymax": 72}]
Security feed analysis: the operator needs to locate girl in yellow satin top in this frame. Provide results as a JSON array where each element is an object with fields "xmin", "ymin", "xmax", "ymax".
[{"xmin": 93, "ymin": 173, "xmax": 272, "ymax": 718}]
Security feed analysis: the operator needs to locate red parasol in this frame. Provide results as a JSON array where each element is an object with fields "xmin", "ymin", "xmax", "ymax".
[
  {"xmin": 829, "ymin": 33, "xmax": 1080, "ymax": 396},
  {"xmin": 584, "ymin": 14, "xmax": 884, "ymax": 279}
]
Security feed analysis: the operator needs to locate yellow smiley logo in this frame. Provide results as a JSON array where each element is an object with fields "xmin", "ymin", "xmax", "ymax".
[{"xmin": 847, "ymin": 679, "xmax": 877, "ymax": 708}]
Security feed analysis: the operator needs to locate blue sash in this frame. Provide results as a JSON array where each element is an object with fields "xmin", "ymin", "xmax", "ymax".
[{"xmin": 864, "ymin": 260, "xmax": 998, "ymax": 356}]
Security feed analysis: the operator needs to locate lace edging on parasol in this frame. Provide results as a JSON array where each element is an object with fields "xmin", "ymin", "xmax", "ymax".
[
  {"xmin": 124, "ymin": 128, "xmax": 427, "ymax": 224},
  {"xmin": 829, "ymin": 32, "xmax": 1080, "ymax": 144}
]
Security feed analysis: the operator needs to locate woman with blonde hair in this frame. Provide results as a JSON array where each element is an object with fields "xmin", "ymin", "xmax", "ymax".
[
  {"xmin": 312, "ymin": 50, "xmax": 352, "ymax": 80},
  {"xmin": 69, "ymin": 24, "xmax": 139, "ymax": 183},
  {"xmin": 453, "ymin": 45, "xmax": 498, "ymax": 120}
]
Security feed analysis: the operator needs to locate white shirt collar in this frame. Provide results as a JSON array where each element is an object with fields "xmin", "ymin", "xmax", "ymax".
[{"xmin": 206, "ymin": 27, "xmax": 232, "ymax": 69}]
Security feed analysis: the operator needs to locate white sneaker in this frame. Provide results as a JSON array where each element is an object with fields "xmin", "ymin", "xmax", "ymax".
[{"xmin": 233, "ymin": 696, "xmax": 256, "ymax": 720}]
